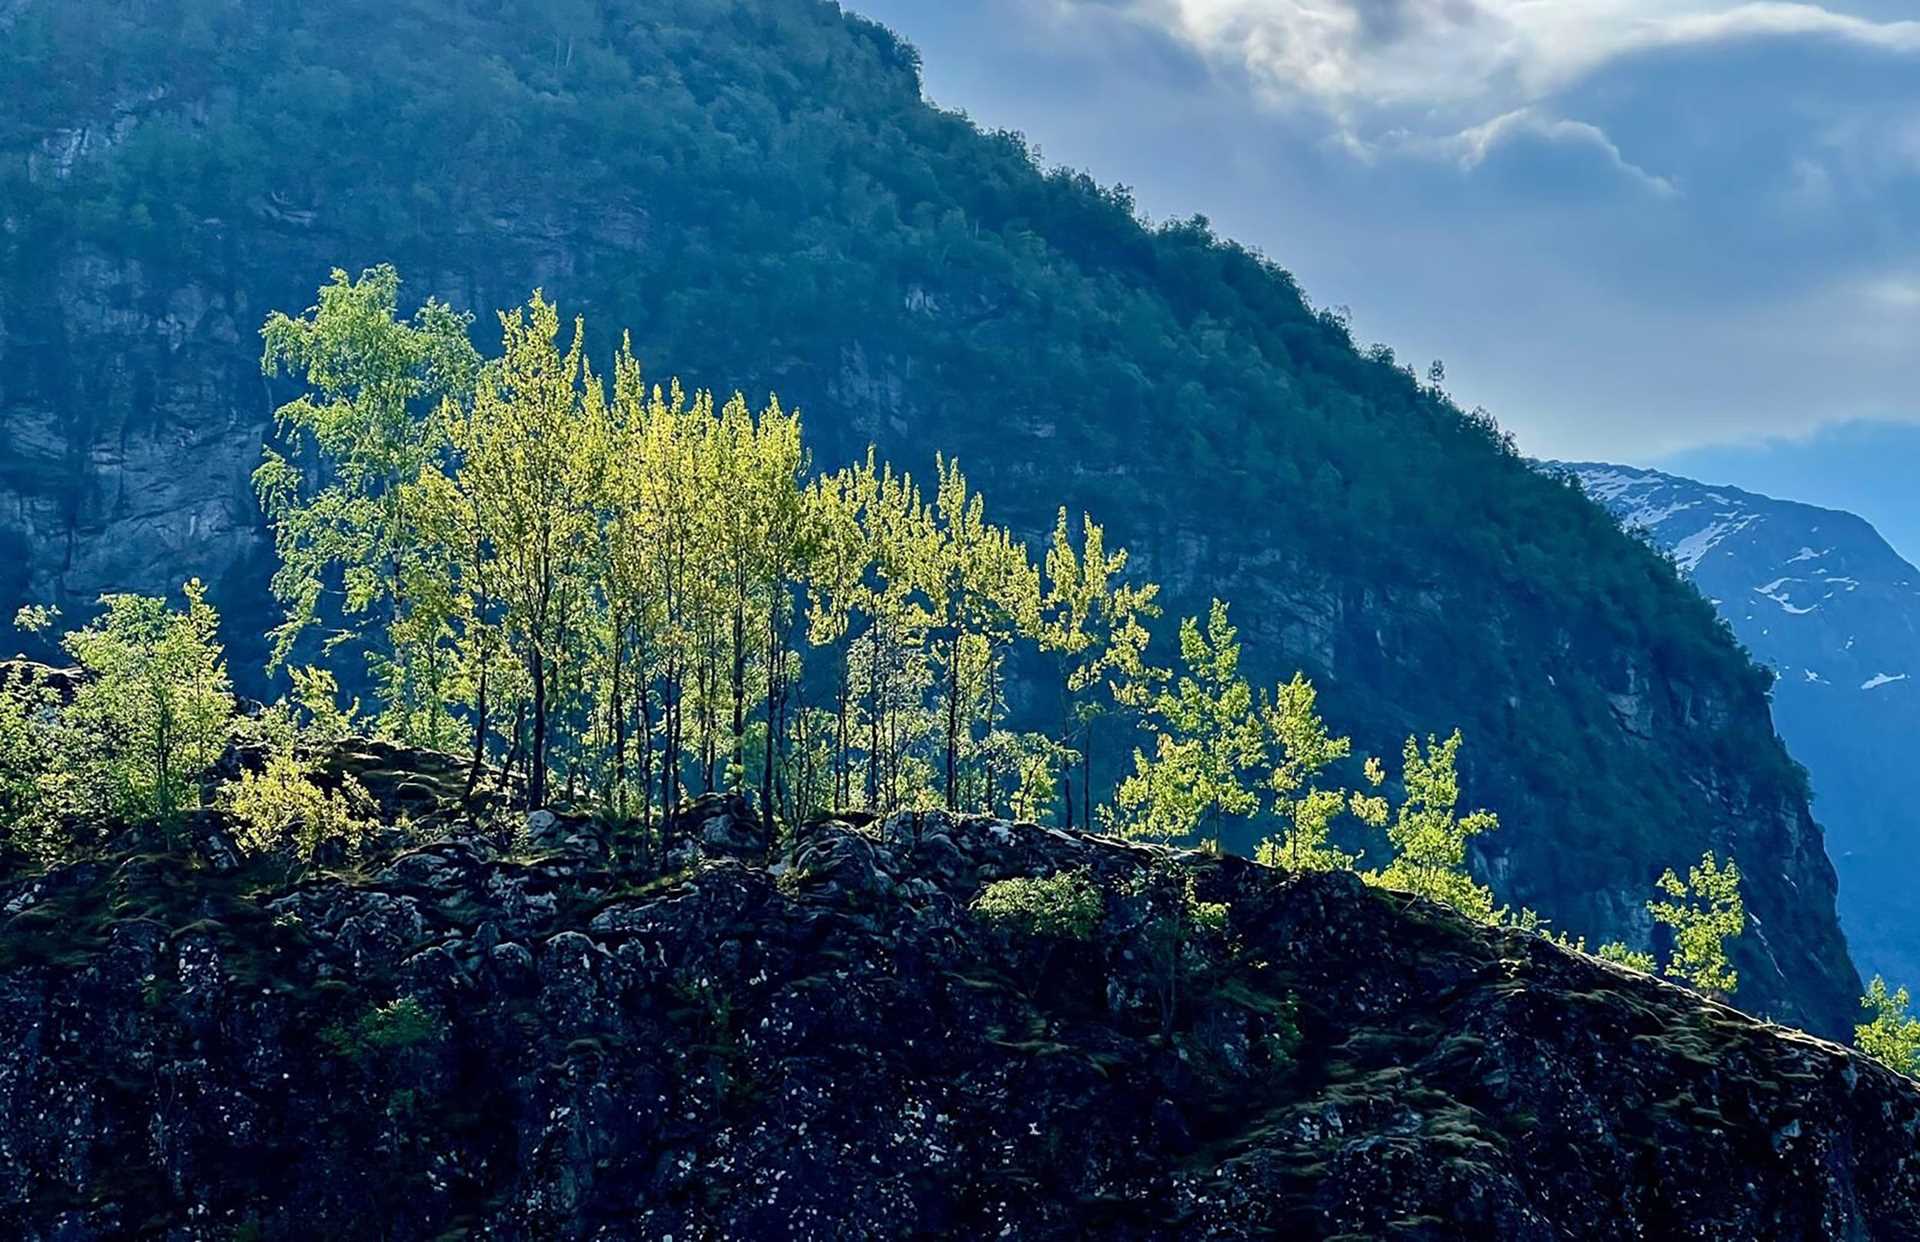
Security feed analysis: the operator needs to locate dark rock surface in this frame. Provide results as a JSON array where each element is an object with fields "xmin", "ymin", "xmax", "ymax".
[{"xmin": 3, "ymin": 784, "xmax": 1915, "ymax": 1239}]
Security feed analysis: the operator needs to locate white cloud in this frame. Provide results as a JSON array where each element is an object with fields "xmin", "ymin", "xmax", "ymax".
[
  {"xmin": 1088, "ymin": 1, "xmax": 1920, "ymax": 124},
  {"xmin": 1428, "ymin": 108, "xmax": 1680, "ymax": 197}
]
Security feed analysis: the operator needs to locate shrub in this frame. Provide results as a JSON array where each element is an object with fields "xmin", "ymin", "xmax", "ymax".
[
  {"xmin": 222, "ymin": 748, "xmax": 377, "ymax": 865},
  {"xmin": 59, "ymin": 580, "xmax": 234, "ymax": 825},
  {"xmin": 1597, "ymin": 941, "xmax": 1656, "ymax": 973},
  {"xmin": 1857, "ymin": 977, "xmax": 1920, "ymax": 1076},
  {"xmin": 323, "ymin": 997, "xmax": 444, "ymax": 1061},
  {"xmin": 972, "ymin": 868, "xmax": 1105, "ymax": 939},
  {"xmin": 1649, "ymin": 851, "xmax": 1743, "ymax": 996}
]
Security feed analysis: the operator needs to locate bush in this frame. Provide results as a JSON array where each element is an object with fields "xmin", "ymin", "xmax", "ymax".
[
  {"xmin": 1857, "ymin": 977, "xmax": 1920, "ymax": 1076},
  {"xmin": 59, "ymin": 580, "xmax": 234, "ymax": 825},
  {"xmin": 972, "ymin": 868, "xmax": 1105, "ymax": 939},
  {"xmin": 322, "ymin": 997, "xmax": 444, "ymax": 1061},
  {"xmin": 1597, "ymin": 941, "xmax": 1656, "ymax": 973},
  {"xmin": 222, "ymin": 748, "xmax": 377, "ymax": 865}
]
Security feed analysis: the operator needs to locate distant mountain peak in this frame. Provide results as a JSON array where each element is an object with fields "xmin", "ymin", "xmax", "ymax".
[{"xmin": 1560, "ymin": 459, "xmax": 1920, "ymax": 986}]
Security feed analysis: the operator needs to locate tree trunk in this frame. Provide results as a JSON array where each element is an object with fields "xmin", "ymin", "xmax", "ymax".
[
  {"xmin": 529, "ymin": 649, "xmax": 548, "ymax": 809},
  {"xmin": 983, "ymin": 647, "xmax": 998, "ymax": 817},
  {"xmin": 867, "ymin": 627, "xmax": 880, "ymax": 809},
  {"xmin": 834, "ymin": 653, "xmax": 850, "ymax": 814},
  {"xmin": 464, "ymin": 645, "xmax": 489, "ymax": 799},
  {"xmin": 762, "ymin": 593, "xmax": 780, "ymax": 826},
  {"xmin": 1083, "ymin": 716, "xmax": 1093, "ymax": 830},
  {"xmin": 611, "ymin": 620, "xmax": 627, "ymax": 810},
  {"xmin": 639, "ymin": 670, "xmax": 655, "ymax": 828},
  {"xmin": 945, "ymin": 627, "xmax": 960, "ymax": 811},
  {"xmin": 732, "ymin": 588, "xmax": 746, "ymax": 791}
]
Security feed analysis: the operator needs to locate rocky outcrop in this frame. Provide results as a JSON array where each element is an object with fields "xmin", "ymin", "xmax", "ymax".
[{"xmin": 2, "ymin": 787, "xmax": 1916, "ymax": 1239}]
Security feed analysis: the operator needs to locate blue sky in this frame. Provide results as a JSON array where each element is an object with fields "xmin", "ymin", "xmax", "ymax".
[{"xmin": 853, "ymin": 1, "xmax": 1920, "ymax": 485}]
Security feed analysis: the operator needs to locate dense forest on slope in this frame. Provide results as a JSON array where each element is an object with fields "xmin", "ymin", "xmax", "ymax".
[{"xmin": 0, "ymin": 0, "xmax": 1858, "ymax": 1033}]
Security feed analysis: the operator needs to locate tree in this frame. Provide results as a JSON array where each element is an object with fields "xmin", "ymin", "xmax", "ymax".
[
  {"xmin": 802, "ymin": 456, "xmax": 877, "ymax": 814},
  {"xmin": 1648, "ymin": 851, "xmax": 1744, "ymax": 996},
  {"xmin": 736, "ymin": 395, "xmax": 814, "ymax": 819},
  {"xmin": 1037, "ymin": 508, "xmax": 1159, "ymax": 829},
  {"xmin": 579, "ymin": 337, "xmax": 664, "ymax": 818},
  {"xmin": 0, "ymin": 657, "xmax": 59, "ymax": 861},
  {"xmin": 1255, "ymin": 675, "xmax": 1384, "ymax": 872},
  {"xmin": 60, "ymin": 580, "xmax": 234, "ymax": 825},
  {"xmin": 1113, "ymin": 601, "xmax": 1263, "ymax": 844},
  {"xmin": 255, "ymin": 264, "xmax": 480, "ymax": 737},
  {"xmin": 447, "ymin": 293, "xmax": 596, "ymax": 810},
  {"xmin": 923, "ymin": 457, "xmax": 1039, "ymax": 812},
  {"xmin": 1857, "ymin": 977, "xmax": 1920, "ymax": 1076},
  {"xmin": 856, "ymin": 461, "xmax": 938, "ymax": 812},
  {"xmin": 1364, "ymin": 731, "xmax": 1499, "ymax": 922}
]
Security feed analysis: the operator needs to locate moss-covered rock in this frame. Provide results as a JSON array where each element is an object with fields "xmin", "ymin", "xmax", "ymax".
[{"xmin": 1, "ymin": 787, "xmax": 1913, "ymax": 1238}]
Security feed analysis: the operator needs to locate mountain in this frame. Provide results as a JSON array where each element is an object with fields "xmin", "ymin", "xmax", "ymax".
[
  {"xmin": 0, "ymin": 0, "xmax": 1860, "ymax": 1034},
  {"xmin": 5, "ymin": 750, "xmax": 1918, "ymax": 1239},
  {"xmin": 1565, "ymin": 462, "xmax": 1920, "ymax": 986}
]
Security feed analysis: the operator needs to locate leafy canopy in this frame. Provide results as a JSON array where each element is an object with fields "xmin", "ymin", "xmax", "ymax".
[
  {"xmin": 1857, "ymin": 977, "xmax": 1920, "ymax": 1076},
  {"xmin": 1363, "ymin": 731, "xmax": 1500, "ymax": 923},
  {"xmin": 59, "ymin": 579, "xmax": 234, "ymax": 825},
  {"xmin": 1649, "ymin": 852, "xmax": 1745, "ymax": 996}
]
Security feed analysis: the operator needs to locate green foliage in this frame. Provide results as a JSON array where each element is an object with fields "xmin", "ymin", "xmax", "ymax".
[
  {"xmin": 13, "ymin": 604, "xmax": 58, "ymax": 636},
  {"xmin": 255, "ymin": 264, "xmax": 479, "ymax": 752},
  {"xmin": 1597, "ymin": 941, "xmax": 1657, "ymax": 974},
  {"xmin": 283, "ymin": 666, "xmax": 362, "ymax": 745},
  {"xmin": 1129, "ymin": 859, "xmax": 1233, "ymax": 1038},
  {"xmin": 322, "ymin": 997, "xmax": 444, "ymax": 1062},
  {"xmin": 972, "ymin": 869, "xmax": 1105, "ymax": 940},
  {"xmin": 1258, "ymin": 679, "xmax": 1384, "ymax": 873},
  {"xmin": 1648, "ymin": 852, "xmax": 1744, "ymax": 996},
  {"xmin": 1114, "ymin": 602, "xmax": 1262, "ymax": 844},
  {"xmin": 0, "ymin": 667, "xmax": 60, "ymax": 862},
  {"xmin": 59, "ymin": 580, "xmax": 235, "ymax": 825},
  {"xmin": 256, "ymin": 272, "xmax": 1168, "ymax": 832},
  {"xmin": 1113, "ymin": 604, "xmax": 1392, "ymax": 873},
  {"xmin": 1037, "ymin": 508, "xmax": 1161, "ymax": 829},
  {"xmin": 1856, "ymin": 977, "xmax": 1920, "ymax": 1076},
  {"xmin": 1363, "ymin": 731, "xmax": 1500, "ymax": 922},
  {"xmin": 222, "ymin": 749, "xmax": 377, "ymax": 865}
]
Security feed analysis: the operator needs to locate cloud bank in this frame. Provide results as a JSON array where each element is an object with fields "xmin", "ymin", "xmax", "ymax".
[{"xmin": 856, "ymin": 0, "xmax": 1920, "ymax": 460}]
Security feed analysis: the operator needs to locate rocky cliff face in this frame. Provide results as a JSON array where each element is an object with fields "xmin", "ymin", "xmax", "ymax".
[
  {"xmin": 1566, "ymin": 462, "xmax": 1920, "ymax": 988},
  {"xmin": 0, "ymin": 0, "xmax": 1860, "ymax": 1036},
  {"xmin": 1, "ymin": 749, "xmax": 1915, "ymax": 1240}
]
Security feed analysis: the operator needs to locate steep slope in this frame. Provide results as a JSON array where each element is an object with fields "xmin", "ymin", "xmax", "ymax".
[
  {"xmin": 0, "ymin": 0, "xmax": 1859, "ymax": 1033},
  {"xmin": 1567, "ymin": 462, "xmax": 1920, "ymax": 986},
  {"xmin": 3, "ymin": 761, "xmax": 1917, "ymax": 1240}
]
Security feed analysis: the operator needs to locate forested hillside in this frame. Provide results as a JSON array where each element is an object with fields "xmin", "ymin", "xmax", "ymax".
[{"xmin": 0, "ymin": 0, "xmax": 1859, "ymax": 1033}]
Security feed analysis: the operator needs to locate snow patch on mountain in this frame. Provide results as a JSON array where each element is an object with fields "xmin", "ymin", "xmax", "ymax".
[
  {"xmin": 1670, "ymin": 517, "xmax": 1757, "ymax": 571},
  {"xmin": 1755, "ymin": 579, "xmax": 1818, "ymax": 615},
  {"xmin": 1861, "ymin": 673, "xmax": 1908, "ymax": 691}
]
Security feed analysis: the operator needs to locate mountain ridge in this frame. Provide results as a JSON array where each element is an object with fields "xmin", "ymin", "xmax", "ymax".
[{"xmin": 1562, "ymin": 459, "xmax": 1920, "ymax": 986}]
